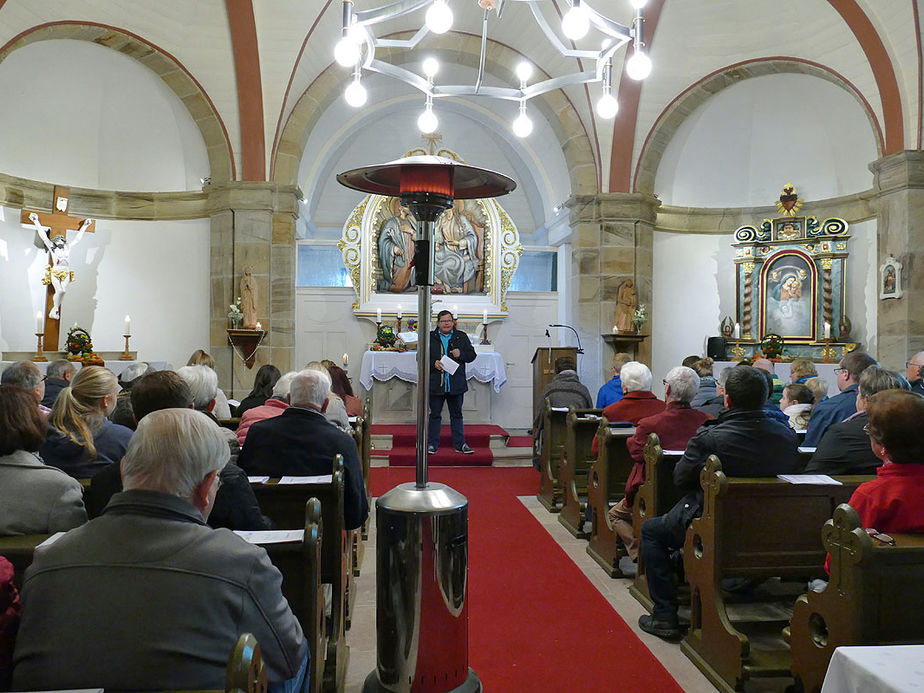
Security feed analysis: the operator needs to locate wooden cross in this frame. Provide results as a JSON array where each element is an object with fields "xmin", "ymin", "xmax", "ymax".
[{"xmin": 21, "ymin": 186, "xmax": 95, "ymax": 351}]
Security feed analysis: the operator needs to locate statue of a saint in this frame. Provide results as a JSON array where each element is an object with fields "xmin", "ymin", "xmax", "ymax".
[
  {"xmin": 614, "ymin": 279, "xmax": 638, "ymax": 333},
  {"xmin": 240, "ymin": 267, "xmax": 257, "ymax": 329},
  {"xmin": 377, "ymin": 199, "xmax": 417, "ymax": 293},
  {"xmin": 433, "ymin": 200, "xmax": 483, "ymax": 294},
  {"xmin": 30, "ymin": 212, "xmax": 90, "ymax": 320}
]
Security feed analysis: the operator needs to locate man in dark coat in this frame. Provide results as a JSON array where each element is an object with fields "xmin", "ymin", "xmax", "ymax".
[
  {"xmin": 428, "ymin": 310, "xmax": 477, "ymax": 454},
  {"xmin": 803, "ymin": 351, "xmax": 878, "ymax": 446},
  {"xmin": 40, "ymin": 359, "xmax": 75, "ymax": 409},
  {"xmin": 638, "ymin": 365, "xmax": 801, "ymax": 640},
  {"xmin": 238, "ymin": 369, "xmax": 369, "ymax": 530},
  {"xmin": 532, "ymin": 356, "xmax": 593, "ymax": 467}
]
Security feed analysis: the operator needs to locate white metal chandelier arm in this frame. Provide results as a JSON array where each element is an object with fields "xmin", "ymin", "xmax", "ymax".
[{"xmin": 524, "ymin": 1, "xmax": 632, "ymax": 60}]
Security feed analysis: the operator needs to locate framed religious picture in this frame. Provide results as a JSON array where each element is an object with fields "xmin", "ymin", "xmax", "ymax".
[
  {"xmin": 760, "ymin": 250, "xmax": 816, "ymax": 340},
  {"xmin": 879, "ymin": 255, "xmax": 903, "ymax": 300}
]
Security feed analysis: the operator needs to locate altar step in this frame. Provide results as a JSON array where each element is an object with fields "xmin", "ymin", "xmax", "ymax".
[{"xmin": 370, "ymin": 425, "xmax": 533, "ymax": 468}]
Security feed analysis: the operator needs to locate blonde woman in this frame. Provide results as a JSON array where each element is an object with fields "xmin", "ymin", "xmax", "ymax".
[
  {"xmin": 39, "ymin": 366, "xmax": 132, "ymax": 479},
  {"xmin": 790, "ymin": 357, "xmax": 818, "ymax": 384},
  {"xmin": 186, "ymin": 349, "xmax": 232, "ymax": 419}
]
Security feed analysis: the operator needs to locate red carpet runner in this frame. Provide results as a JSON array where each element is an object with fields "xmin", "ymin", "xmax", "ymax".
[
  {"xmin": 371, "ymin": 424, "xmax": 502, "ymax": 466},
  {"xmin": 370, "ymin": 467, "xmax": 684, "ymax": 692}
]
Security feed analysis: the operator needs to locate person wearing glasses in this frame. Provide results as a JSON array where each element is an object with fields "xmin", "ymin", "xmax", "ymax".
[
  {"xmin": 845, "ymin": 390, "xmax": 924, "ymax": 536},
  {"xmin": 803, "ymin": 352, "xmax": 878, "ymax": 447},
  {"xmin": 0, "ymin": 361, "xmax": 49, "ymax": 415},
  {"xmin": 807, "ymin": 367, "xmax": 910, "ymax": 475},
  {"xmin": 905, "ymin": 351, "xmax": 924, "ymax": 396}
]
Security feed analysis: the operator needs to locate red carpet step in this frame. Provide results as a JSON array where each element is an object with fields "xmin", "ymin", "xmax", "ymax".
[{"xmin": 371, "ymin": 424, "xmax": 504, "ymax": 467}]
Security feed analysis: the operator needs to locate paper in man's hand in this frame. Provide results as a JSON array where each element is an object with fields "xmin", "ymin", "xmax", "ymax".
[{"xmin": 439, "ymin": 355, "xmax": 459, "ymax": 374}]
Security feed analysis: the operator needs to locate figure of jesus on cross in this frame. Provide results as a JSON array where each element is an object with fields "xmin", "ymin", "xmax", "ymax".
[{"xmin": 21, "ymin": 186, "xmax": 95, "ymax": 350}]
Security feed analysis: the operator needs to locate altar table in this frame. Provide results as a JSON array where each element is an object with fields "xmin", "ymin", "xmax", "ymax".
[
  {"xmin": 821, "ymin": 645, "xmax": 924, "ymax": 693},
  {"xmin": 359, "ymin": 349, "xmax": 506, "ymax": 425}
]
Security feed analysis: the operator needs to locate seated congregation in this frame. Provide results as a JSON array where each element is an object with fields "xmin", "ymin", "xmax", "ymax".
[
  {"xmin": 0, "ymin": 350, "xmax": 369, "ymax": 691},
  {"xmin": 534, "ymin": 346, "xmax": 924, "ymax": 692}
]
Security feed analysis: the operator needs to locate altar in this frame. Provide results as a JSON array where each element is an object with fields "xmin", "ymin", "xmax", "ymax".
[{"xmin": 359, "ymin": 349, "xmax": 506, "ymax": 424}]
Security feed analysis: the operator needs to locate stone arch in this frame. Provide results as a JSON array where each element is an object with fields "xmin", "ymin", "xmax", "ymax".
[
  {"xmin": 0, "ymin": 22, "xmax": 235, "ymax": 183},
  {"xmin": 272, "ymin": 32, "xmax": 598, "ymax": 195},
  {"xmin": 633, "ymin": 58, "xmax": 885, "ymax": 195}
]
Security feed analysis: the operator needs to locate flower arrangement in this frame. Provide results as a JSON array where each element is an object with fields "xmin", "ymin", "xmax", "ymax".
[
  {"xmin": 64, "ymin": 326, "xmax": 102, "ymax": 364},
  {"xmin": 759, "ymin": 333, "xmax": 785, "ymax": 360},
  {"xmin": 406, "ymin": 318, "xmax": 418, "ymax": 333},
  {"xmin": 372, "ymin": 324, "xmax": 406, "ymax": 351},
  {"xmin": 228, "ymin": 297, "xmax": 243, "ymax": 327},
  {"xmin": 633, "ymin": 304, "xmax": 648, "ymax": 332}
]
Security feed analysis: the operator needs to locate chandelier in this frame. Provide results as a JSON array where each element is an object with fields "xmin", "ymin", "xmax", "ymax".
[{"xmin": 333, "ymin": 0, "xmax": 651, "ymax": 137}]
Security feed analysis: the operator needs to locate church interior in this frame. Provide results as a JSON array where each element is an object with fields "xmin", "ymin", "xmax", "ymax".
[{"xmin": 1, "ymin": 1, "xmax": 923, "ymax": 691}]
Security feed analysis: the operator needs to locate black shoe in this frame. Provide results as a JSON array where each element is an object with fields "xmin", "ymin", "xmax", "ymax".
[
  {"xmin": 427, "ymin": 445, "xmax": 438, "ymax": 454},
  {"xmin": 638, "ymin": 614, "xmax": 682, "ymax": 641},
  {"xmin": 456, "ymin": 444, "xmax": 475, "ymax": 454}
]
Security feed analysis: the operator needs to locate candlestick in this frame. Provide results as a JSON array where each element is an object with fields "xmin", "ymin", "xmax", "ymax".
[
  {"xmin": 124, "ymin": 314, "xmax": 131, "ymax": 336},
  {"xmin": 119, "ymin": 334, "xmax": 133, "ymax": 361},
  {"xmin": 396, "ymin": 316, "xmax": 403, "ymax": 333},
  {"xmin": 36, "ymin": 311, "xmax": 44, "ymax": 334},
  {"xmin": 733, "ymin": 322, "xmax": 740, "ymax": 339},
  {"xmin": 481, "ymin": 321, "xmax": 491, "ymax": 346},
  {"xmin": 33, "ymin": 333, "xmax": 47, "ymax": 362}
]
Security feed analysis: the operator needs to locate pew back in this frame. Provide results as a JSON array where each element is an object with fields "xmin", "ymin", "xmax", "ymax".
[
  {"xmin": 537, "ymin": 401, "xmax": 570, "ymax": 512},
  {"xmin": 586, "ymin": 422, "xmax": 636, "ymax": 576},
  {"xmin": 557, "ymin": 407, "xmax": 604, "ymax": 537}
]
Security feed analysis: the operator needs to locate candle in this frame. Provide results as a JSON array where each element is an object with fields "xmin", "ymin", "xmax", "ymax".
[
  {"xmin": 397, "ymin": 305, "xmax": 403, "ymax": 319},
  {"xmin": 36, "ymin": 311, "xmax": 44, "ymax": 334},
  {"xmin": 733, "ymin": 322, "xmax": 740, "ymax": 339},
  {"xmin": 376, "ymin": 308, "xmax": 382, "ymax": 323},
  {"xmin": 483, "ymin": 309, "xmax": 488, "ymax": 324},
  {"xmin": 255, "ymin": 321, "xmax": 262, "ymax": 330},
  {"xmin": 124, "ymin": 314, "xmax": 131, "ymax": 335},
  {"xmin": 342, "ymin": 352, "xmax": 349, "ymax": 366},
  {"xmin": 824, "ymin": 321, "xmax": 831, "ymax": 339},
  {"xmin": 452, "ymin": 304, "xmax": 458, "ymax": 319}
]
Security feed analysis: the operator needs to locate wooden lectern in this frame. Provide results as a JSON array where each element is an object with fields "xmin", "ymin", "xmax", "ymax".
[{"xmin": 531, "ymin": 347, "xmax": 579, "ymax": 417}]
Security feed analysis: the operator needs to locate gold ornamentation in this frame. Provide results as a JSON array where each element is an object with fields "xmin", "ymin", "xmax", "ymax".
[
  {"xmin": 842, "ymin": 343, "xmax": 857, "ymax": 355},
  {"xmin": 494, "ymin": 200, "xmax": 523, "ymax": 312},
  {"xmin": 836, "ymin": 242, "xmax": 846, "ymax": 251},
  {"xmin": 821, "ymin": 258, "xmax": 833, "ymax": 270},
  {"xmin": 742, "ymin": 262, "xmax": 755, "ymax": 276},
  {"xmin": 338, "ymin": 198, "xmax": 367, "ymax": 303}
]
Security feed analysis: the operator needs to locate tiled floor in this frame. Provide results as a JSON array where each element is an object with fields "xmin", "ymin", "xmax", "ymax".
[{"xmin": 342, "ymin": 483, "xmax": 720, "ymax": 693}]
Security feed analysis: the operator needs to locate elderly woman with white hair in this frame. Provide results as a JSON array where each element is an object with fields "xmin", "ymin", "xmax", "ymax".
[
  {"xmin": 600, "ymin": 361, "xmax": 665, "ymax": 425},
  {"xmin": 608, "ymin": 365, "xmax": 714, "ymax": 571},
  {"xmin": 176, "ymin": 365, "xmax": 240, "ymax": 458}
]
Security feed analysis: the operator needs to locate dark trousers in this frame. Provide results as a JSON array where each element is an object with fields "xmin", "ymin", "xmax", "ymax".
[
  {"xmin": 640, "ymin": 512, "xmax": 689, "ymax": 624},
  {"xmin": 428, "ymin": 391, "xmax": 465, "ymax": 449}
]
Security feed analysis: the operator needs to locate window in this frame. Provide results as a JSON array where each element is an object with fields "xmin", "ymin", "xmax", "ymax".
[
  {"xmin": 509, "ymin": 250, "xmax": 557, "ymax": 292},
  {"xmin": 296, "ymin": 245, "xmax": 353, "ymax": 287}
]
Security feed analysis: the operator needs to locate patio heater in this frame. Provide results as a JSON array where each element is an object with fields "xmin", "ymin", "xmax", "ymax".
[{"xmin": 338, "ymin": 155, "xmax": 515, "ymax": 693}]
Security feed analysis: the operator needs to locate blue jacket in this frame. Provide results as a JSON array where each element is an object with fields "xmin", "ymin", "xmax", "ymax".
[
  {"xmin": 429, "ymin": 328, "xmax": 476, "ymax": 395},
  {"xmin": 596, "ymin": 376, "xmax": 623, "ymax": 408},
  {"xmin": 803, "ymin": 383, "xmax": 859, "ymax": 447}
]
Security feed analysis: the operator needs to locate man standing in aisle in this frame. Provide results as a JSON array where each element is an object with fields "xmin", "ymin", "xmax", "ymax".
[{"xmin": 428, "ymin": 310, "xmax": 477, "ymax": 454}]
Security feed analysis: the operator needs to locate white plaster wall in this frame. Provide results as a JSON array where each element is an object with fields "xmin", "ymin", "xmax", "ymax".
[
  {"xmin": 651, "ymin": 224, "xmax": 878, "ymax": 397},
  {"xmin": 0, "ymin": 207, "xmax": 210, "ymax": 369},
  {"xmin": 653, "ymin": 74, "xmax": 878, "ymax": 207},
  {"xmin": 0, "ymin": 39, "xmax": 209, "ymax": 191}
]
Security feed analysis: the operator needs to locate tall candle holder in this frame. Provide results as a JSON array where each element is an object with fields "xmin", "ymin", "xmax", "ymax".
[
  {"xmin": 33, "ymin": 333, "xmax": 47, "ymax": 362},
  {"xmin": 481, "ymin": 319, "xmax": 491, "ymax": 345},
  {"xmin": 729, "ymin": 340, "xmax": 746, "ymax": 362},
  {"xmin": 821, "ymin": 338, "xmax": 837, "ymax": 363},
  {"xmin": 119, "ymin": 334, "xmax": 133, "ymax": 361},
  {"xmin": 396, "ymin": 316, "xmax": 403, "ymax": 333}
]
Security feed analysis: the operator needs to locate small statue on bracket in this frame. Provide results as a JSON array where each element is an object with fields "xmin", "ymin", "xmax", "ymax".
[
  {"xmin": 838, "ymin": 314, "xmax": 851, "ymax": 342},
  {"xmin": 614, "ymin": 279, "xmax": 638, "ymax": 333}
]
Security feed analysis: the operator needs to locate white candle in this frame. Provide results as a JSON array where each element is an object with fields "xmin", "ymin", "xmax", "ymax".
[
  {"xmin": 483, "ymin": 309, "xmax": 488, "ymax": 324},
  {"xmin": 452, "ymin": 304, "xmax": 458, "ymax": 318},
  {"xmin": 36, "ymin": 311, "xmax": 44, "ymax": 334},
  {"xmin": 376, "ymin": 308, "xmax": 382, "ymax": 322},
  {"xmin": 733, "ymin": 322, "xmax": 740, "ymax": 339},
  {"xmin": 255, "ymin": 321, "xmax": 262, "ymax": 331},
  {"xmin": 824, "ymin": 321, "xmax": 831, "ymax": 339},
  {"xmin": 124, "ymin": 314, "xmax": 131, "ymax": 335},
  {"xmin": 342, "ymin": 352, "xmax": 349, "ymax": 366},
  {"xmin": 397, "ymin": 305, "xmax": 403, "ymax": 319}
]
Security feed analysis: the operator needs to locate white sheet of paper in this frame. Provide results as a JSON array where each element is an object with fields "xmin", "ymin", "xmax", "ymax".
[
  {"xmin": 227, "ymin": 399, "xmax": 240, "ymax": 408},
  {"xmin": 278, "ymin": 474, "xmax": 333, "ymax": 485},
  {"xmin": 439, "ymin": 355, "xmax": 459, "ymax": 374},
  {"xmin": 551, "ymin": 406, "xmax": 570, "ymax": 412},
  {"xmin": 37, "ymin": 532, "xmax": 66, "ymax": 548},
  {"xmin": 798, "ymin": 446, "xmax": 817, "ymax": 454},
  {"xmin": 234, "ymin": 529, "xmax": 305, "ymax": 544},
  {"xmin": 778, "ymin": 474, "xmax": 842, "ymax": 485},
  {"xmin": 248, "ymin": 476, "xmax": 270, "ymax": 484},
  {"xmin": 663, "ymin": 450, "xmax": 686, "ymax": 456}
]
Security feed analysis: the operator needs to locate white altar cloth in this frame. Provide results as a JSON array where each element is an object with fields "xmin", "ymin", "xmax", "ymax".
[
  {"xmin": 360, "ymin": 350, "xmax": 507, "ymax": 392},
  {"xmin": 821, "ymin": 645, "xmax": 924, "ymax": 693}
]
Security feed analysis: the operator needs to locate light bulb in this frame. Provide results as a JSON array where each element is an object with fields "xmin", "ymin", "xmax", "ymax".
[
  {"xmin": 630, "ymin": 0, "xmax": 648, "ymax": 9},
  {"xmin": 334, "ymin": 36, "xmax": 360, "ymax": 67},
  {"xmin": 512, "ymin": 111, "xmax": 533, "ymax": 138},
  {"xmin": 626, "ymin": 50, "xmax": 652, "ymax": 80},
  {"xmin": 515, "ymin": 61, "xmax": 533, "ymax": 83},
  {"xmin": 418, "ymin": 107, "xmax": 439, "ymax": 134},
  {"xmin": 344, "ymin": 80, "xmax": 367, "ymax": 107},
  {"xmin": 596, "ymin": 93, "xmax": 619, "ymax": 118},
  {"xmin": 426, "ymin": 0, "xmax": 454, "ymax": 34},
  {"xmin": 561, "ymin": 3, "xmax": 589, "ymax": 40},
  {"xmin": 422, "ymin": 57, "xmax": 440, "ymax": 78}
]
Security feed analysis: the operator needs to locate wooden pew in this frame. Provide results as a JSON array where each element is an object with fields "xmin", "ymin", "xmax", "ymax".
[
  {"xmin": 788, "ymin": 503, "xmax": 924, "ymax": 693},
  {"xmin": 350, "ymin": 409, "xmax": 370, "ymax": 577},
  {"xmin": 536, "ymin": 401, "xmax": 570, "ymax": 512},
  {"xmin": 629, "ymin": 434, "xmax": 685, "ymax": 611},
  {"xmin": 0, "ymin": 533, "xmax": 51, "ymax": 589},
  {"xmin": 557, "ymin": 407, "xmax": 604, "ymax": 537},
  {"xmin": 585, "ymin": 421, "xmax": 636, "ymax": 576},
  {"xmin": 255, "ymin": 499, "xmax": 326, "ymax": 693},
  {"xmin": 226, "ymin": 632, "xmax": 267, "ymax": 693},
  {"xmin": 250, "ymin": 456, "xmax": 350, "ymax": 693},
  {"xmin": 680, "ymin": 457, "xmax": 868, "ymax": 693}
]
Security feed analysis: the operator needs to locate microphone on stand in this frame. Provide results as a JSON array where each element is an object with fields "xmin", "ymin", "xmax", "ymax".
[{"xmin": 548, "ymin": 324, "xmax": 584, "ymax": 353}]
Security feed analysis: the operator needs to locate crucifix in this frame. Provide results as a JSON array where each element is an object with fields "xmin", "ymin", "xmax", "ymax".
[{"xmin": 20, "ymin": 186, "xmax": 95, "ymax": 351}]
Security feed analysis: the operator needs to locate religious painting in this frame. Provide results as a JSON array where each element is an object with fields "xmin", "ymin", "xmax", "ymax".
[
  {"xmin": 761, "ymin": 251, "xmax": 815, "ymax": 339},
  {"xmin": 879, "ymin": 255, "xmax": 903, "ymax": 300}
]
